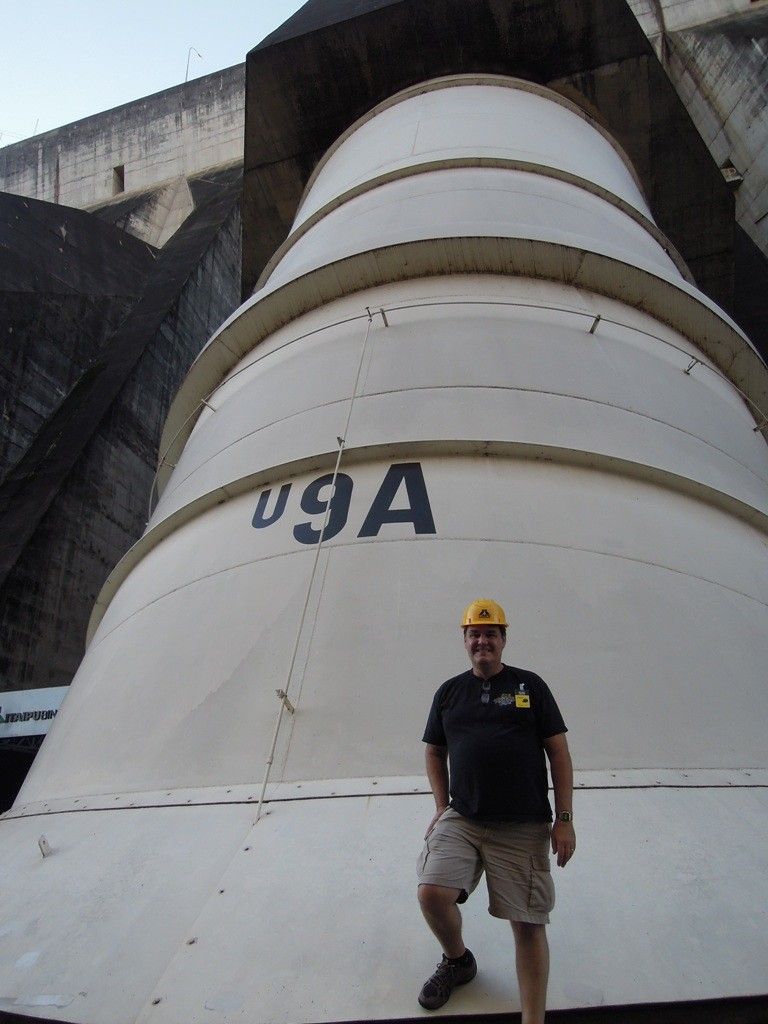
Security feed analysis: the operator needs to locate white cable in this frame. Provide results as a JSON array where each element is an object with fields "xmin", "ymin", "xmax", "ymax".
[{"xmin": 254, "ymin": 310, "xmax": 376, "ymax": 822}]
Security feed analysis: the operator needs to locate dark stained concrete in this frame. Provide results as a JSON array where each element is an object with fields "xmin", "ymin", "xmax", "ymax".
[
  {"xmin": 733, "ymin": 225, "xmax": 768, "ymax": 362},
  {"xmin": 0, "ymin": 191, "xmax": 153, "ymax": 298},
  {"xmin": 0, "ymin": 166, "xmax": 242, "ymax": 699},
  {"xmin": 0, "ymin": 194, "xmax": 154, "ymax": 478},
  {"xmin": 660, "ymin": 6, "xmax": 768, "ymax": 360}
]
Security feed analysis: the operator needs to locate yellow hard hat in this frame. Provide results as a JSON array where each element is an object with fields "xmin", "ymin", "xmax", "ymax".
[{"xmin": 461, "ymin": 598, "xmax": 508, "ymax": 628}]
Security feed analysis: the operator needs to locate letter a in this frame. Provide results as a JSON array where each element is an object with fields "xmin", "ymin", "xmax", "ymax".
[{"xmin": 358, "ymin": 463, "xmax": 436, "ymax": 538}]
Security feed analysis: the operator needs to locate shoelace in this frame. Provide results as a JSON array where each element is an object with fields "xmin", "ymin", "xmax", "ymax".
[{"xmin": 425, "ymin": 959, "xmax": 458, "ymax": 993}]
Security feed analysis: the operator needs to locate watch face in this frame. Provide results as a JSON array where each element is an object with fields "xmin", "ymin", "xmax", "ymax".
[{"xmin": 558, "ymin": 812, "xmax": 572, "ymax": 822}]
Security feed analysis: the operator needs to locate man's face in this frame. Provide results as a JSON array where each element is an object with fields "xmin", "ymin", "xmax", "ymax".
[{"xmin": 463, "ymin": 625, "xmax": 506, "ymax": 677}]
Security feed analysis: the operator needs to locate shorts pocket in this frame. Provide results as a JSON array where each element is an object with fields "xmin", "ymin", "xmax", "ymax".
[
  {"xmin": 416, "ymin": 836, "xmax": 431, "ymax": 876},
  {"xmin": 528, "ymin": 855, "xmax": 555, "ymax": 914}
]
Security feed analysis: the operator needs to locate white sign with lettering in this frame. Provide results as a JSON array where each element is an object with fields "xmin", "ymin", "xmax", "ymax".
[{"xmin": 0, "ymin": 686, "xmax": 68, "ymax": 738}]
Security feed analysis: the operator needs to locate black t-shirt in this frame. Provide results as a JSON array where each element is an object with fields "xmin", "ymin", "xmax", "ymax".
[{"xmin": 422, "ymin": 665, "xmax": 567, "ymax": 822}]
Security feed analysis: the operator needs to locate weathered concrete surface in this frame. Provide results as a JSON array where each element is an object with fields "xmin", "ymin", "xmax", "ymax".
[
  {"xmin": 670, "ymin": 12, "xmax": 768, "ymax": 260},
  {"xmin": 629, "ymin": 0, "xmax": 757, "ymax": 38},
  {"xmin": 0, "ymin": 166, "xmax": 242, "ymax": 698},
  {"xmin": 1, "ymin": 62, "xmax": 245, "ymax": 805},
  {"xmin": 629, "ymin": 1, "xmax": 768, "ymax": 264},
  {"xmin": 92, "ymin": 172, "xmax": 198, "ymax": 248},
  {"xmin": 0, "ymin": 193, "xmax": 155, "ymax": 476},
  {"xmin": 0, "ymin": 65, "xmax": 244, "ymax": 211}
]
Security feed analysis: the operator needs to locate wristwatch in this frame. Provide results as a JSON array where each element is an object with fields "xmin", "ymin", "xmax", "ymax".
[{"xmin": 555, "ymin": 811, "xmax": 573, "ymax": 822}]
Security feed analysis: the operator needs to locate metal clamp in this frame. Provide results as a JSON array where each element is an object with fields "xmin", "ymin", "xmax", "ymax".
[
  {"xmin": 275, "ymin": 689, "xmax": 295, "ymax": 715},
  {"xmin": 365, "ymin": 305, "xmax": 389, "ymax": 326}
]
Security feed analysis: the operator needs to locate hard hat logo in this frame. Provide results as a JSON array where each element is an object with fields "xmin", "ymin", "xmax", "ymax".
[{"xmin": 461, "ymin": 599, "xmax": 508, "ymax": 628}]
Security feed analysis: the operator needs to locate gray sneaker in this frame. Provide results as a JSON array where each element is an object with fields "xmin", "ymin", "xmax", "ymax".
[{"xmin": 418, "ymin": 950, "xmax": 477, "ymax": 1010}]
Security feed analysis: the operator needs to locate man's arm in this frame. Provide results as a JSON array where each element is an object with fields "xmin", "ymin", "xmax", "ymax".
[
  {"xmin": 424, "ymin": 743, "xmax": 449, "ymax": 838},
  {"xmin": 543, "ymin": 732, "xmax": 576, "ymax": 867}
]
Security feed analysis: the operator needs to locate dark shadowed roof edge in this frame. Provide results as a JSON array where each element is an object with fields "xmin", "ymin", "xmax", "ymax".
[{"xmin": 251, "ymin": 0, "xmax": 407, "ymax": 52}]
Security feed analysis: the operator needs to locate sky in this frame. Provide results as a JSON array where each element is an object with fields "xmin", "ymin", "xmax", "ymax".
[{"xmin": 0, "ymin": 0, "xmax": 309, "ymax": 146}]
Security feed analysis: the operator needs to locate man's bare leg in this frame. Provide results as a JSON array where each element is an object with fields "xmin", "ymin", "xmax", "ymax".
[
  {"xmin": 417, "ymin": 884, "xmax": 465, "ymax": 958},
  {"xmin": 510, "ymin": 921, "xmax": 549, "ymax": 1024}
]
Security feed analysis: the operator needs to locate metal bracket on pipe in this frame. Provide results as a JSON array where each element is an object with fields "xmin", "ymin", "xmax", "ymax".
[
  {"xmin": 365, "ymin": 305, "xmax": 389, "ymax": 326},
  {"xmin": 753, "ymin": 416, "xmax": 768, "ymax": 434},
  {"xmin": 200, "ymin": 399, "xmax": 217, "ymax": 412},
  {"xmin": 684, "ymin": 357, "xmax": 701, "ymax": 375},
  {"xmin": 588, "ymin": 314, "xmax": 601, "ymax": 335},
  {"xmin": 275, "ymin": 689, "xmax": 295, "ymax": 715}
]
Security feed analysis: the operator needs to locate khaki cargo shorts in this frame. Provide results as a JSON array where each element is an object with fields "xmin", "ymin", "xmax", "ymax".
[{"xmin": 417, "ymin": 807, "xmax": 555, "ymax": 924}]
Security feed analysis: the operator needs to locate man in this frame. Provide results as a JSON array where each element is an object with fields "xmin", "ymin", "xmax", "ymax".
[{"xmin": 417, "ymin": 599, "xmax": 575, "ymax": 1024}]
